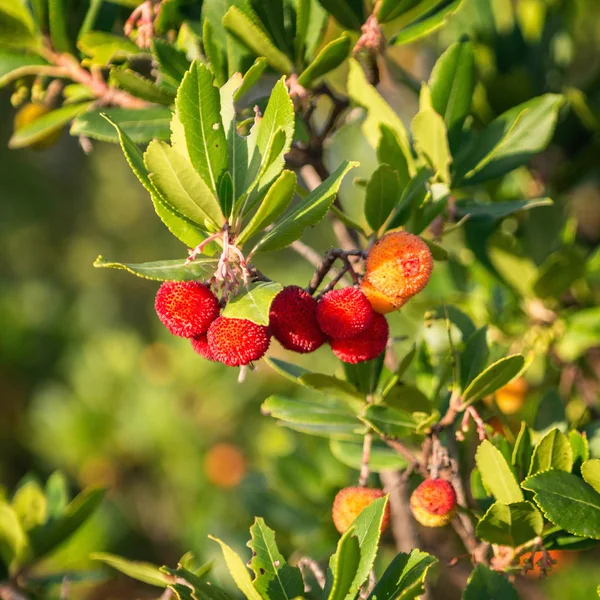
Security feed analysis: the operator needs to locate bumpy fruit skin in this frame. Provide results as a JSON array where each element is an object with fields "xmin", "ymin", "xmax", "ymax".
[
  {"xmin": 13, "ymin": 103, "xmax": 62, "ymax": 149},
  {"xmin": 269, "ymin": 286, "xmax": 326, "ymax": 353},
  {"xmin": 155, "ymin": 281, "xmax": 220, "ymax": 338},
  {"xmin": 330, "ymin": 312, "xmax": 389, "ymax": 364},
  {"xmin": 207, "ymin": 316, "xmax": 270, "ymax": 366},
  {"xmin": 494, "ymin": 377, "xmax": 528, "ymax": 415},
  {"xmin": 191, "ymin": 335, "xmax": 216, "ymax": 361},
  {"xmin": 410, "ymin": 479, "xmax": 457, "ymax": 528},
  {"xmin": 332, "ymin": 487, "xmax": 390, "ymax": 534},
  {"xmin": 365, "ymin": 231, "xmax": 433, "ymax": 303},
  {"xmin": 360, "ymin": 277, "xmax": 405, "ymax": 314},
  {"xmin": 316, "ymin": 288, "xmax": 373, "ymax": 340}
]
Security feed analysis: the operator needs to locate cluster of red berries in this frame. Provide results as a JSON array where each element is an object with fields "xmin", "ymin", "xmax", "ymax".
[
  {"xmin": 331, "ymin": 477, "xmax": 457, "ymax": 534},
  {"xmin": 154, "ymin": 232, "xmax": 433, "ymax": 367}
]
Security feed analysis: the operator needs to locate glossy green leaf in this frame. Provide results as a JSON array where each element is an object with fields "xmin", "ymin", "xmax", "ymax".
[
  {"xmin": 523, "ymin": 471, "xmax": 600, "ymax": 539},
  {"xmin": 377, "ymin": 124, "xmax": 410, "ymax": 190},
  {"xmin": 222, "ymin": 282, "xmax": 282, "ymax": 326},
  {"xmin": 0, "ymin": 501, "xmax": 27, "ymax": 568},
  {"xmin": 330, "ymin": 439, "xmax": 409, "ymax": 472},
  {"xmin": 109, "ymin": 68, "xmax": 175, "ymax": 104},
  {"xmin": 252, "ymin": 160, "xmax": 357, "ymax": 253},
  {"xmin": 71, "ymin": 107, "xmax": 172, "ymax": 143},
  {"xmin": 463, "ymin": 564, "xmax": 518, "ymax": 600},
  {"xmin": 317, "ymin": 0, "xmax": 364, "ymax": 30},
  {"xmin": 235, "ymin": 57, "xmax": 268, "ymax": 101},
  {"xmin": 297, "ymin": 33, "xmax": 351, "ymax": 88},
  {"xmin": 455, "ymin": 198, "xmax": 553, "ymax": 221},
  {"xmin": 462, "ymin": 355, "xmax": 526, "ymax": 407},
  {"xmin": 581, "ymin": 460, "xmax": 600, "ymax": 494},
  {"xmin": 528, "ymin": 428, "xmax": 573, "ymax": 476},
  {"xmin": 237, "ymin": 171, "xmax": 297, "ymax": 245},
  {"xmin": 77, "ymin": 31, "xmax": 141, "ymax": 65},
  {"xmin": 9, "ymin": 102, "xmax": 92, "ymax": 149},
  {"xmin": 328, "ymin": 528, "xmax": 361, "ymax": 600},
  {"xmin": 247, "ymin": 518, "xmax": 304, "ymax": 600},
  {"xmin": 343, "ymin": 355, "xmax": 386, "ymax": 396},
  {"xmin": 264, "ymin": 357, "xmax": 311, "ymax": 383},
  {"xmin": 412, "ymin": 85, "xmax": 451, "ymax": 183},
  {"xmin": 512, "ymin": 422, "xmax": 533, "ymax": 481},
  {"xmin": 476, "ymin": 501, "xmax": 543, "ymax": 547},
  {"xmin": 223, "ymin": 6, "xmax": 293, "ymax": 75},
  {"xmin": 145, "ymin": 140, "xmax": 225, "ymax": 230},
  {"xmin": 91, "ymin": 553, "xmax": 171, "ymax": 587},
  {"xmin": 454, "ymin": 94, "xmax": 564, "ymax": 185},
  {"xmin": 386, "ymin": 167, "xmax": 432, "ymax": 230},
  {"xmin": 12, "ymin": 481, "xmax": 47, "ymax": 531},
  {"xmin": 151, "ymin": 39, "xmax": 190, "ymax": 90},
  {"xmin": 298, "ymin": 374, "xmax": 364, "ymax": 405},
  {"xmin": 459, "ymin": 326, "xmax": 489, "ymax": 391},
  {"xmin": 366, "ymin": 549, "xmax": 437, "ymax": 600},
  {"xmin": 570, "ymin": 431, "xmax": 590, "ymax": 475},
  {"xmin": 475, "ymin": 440, "xmax": 523, "ymax": 504},
  {"xmin": 0, "ymin": 49, "xmax": 48, "ymax": 87},
  {"xmin": 176, "ymin": 61, "xmax": 228, "ymax": 195},
  {"xmin": 203, "ymin": 18, "xmax": 227, "ymax": 87},
  {"xmin": 364, "ymin": 164, "xmax": 400, "ymax": 232},
  {"xmin": 94, "ymin": 256, "xmax": 218, "ymax": 281},
  {"xmin": 209, "ymin": 536, "xmax": 263, "ymax": 600},
  {"xmin": 261, "ymin": 395, "xmax": 365, "ymax": 439},
  {"xmin": 361, "ymin": 404, "xmax": 419, "ymax": 438},
  {"xmin": 29, "ymin": 488, "xmax": 104, "ymax": 559},
  {"xmin": 390, "ymin": 0, "xmax": 463, "ymax": 45}
]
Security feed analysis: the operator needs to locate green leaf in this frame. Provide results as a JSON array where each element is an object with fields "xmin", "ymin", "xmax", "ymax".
[
  {"xmin": 237, "ymin": 171, "xmax": 297, "ymax": 245},
  {"xmin": 12, "ymin": 481, "xmax": 47, "ymax": 531},
  {"xmin": 264, "ymin": 357, "xmax": 310, "ymax": 383},
  {"xmin": 317, "ymin": 0, "xmax": 364, "ymax": 30},
  {"xmin": 48, "ymin": 0, "xmax": 71, "ymax": 52},
  {"xmin": 512, "ymin": 422, "xmax": 533, "ymax": 481},
  {"xmin": 176, "ymin": 61, "xmax": 228, "ymax": 195},
  {"xmin": 386, "ymin": 167, "xmax": 432, "ymax": 230},
  {"xmin": 9, "ymin": 102, "xmax": 92, "ymax": 149},
  {"xmin": 0, "ymin": 49, "xmax": 47, "ymax": 88},
  {"xmin": 77, "ymin": 31, "xmax": 141, "ymax": 65},
  {"xmin": 361, "ymin": 405, "xmax": 419, "ymax": 438},
  {"xmin": 165, "ymin": 566, "xmax": 231, "ymax": 600},
  {"xmin": 411, "ymin": 84, "xmax": 451, "ymax": 183},
  {"xmin": 377, "ymin": 124, "xmax": 410, "ymax": 189},
  {"xmin": 343, "ymin": 496, "xmax": 389, "ymax": 599},
  {"xmin": 93, "ymin": 255, "xmax": 218, "ymax": 281},
  {"xmin": 462, "ymin": 564, "xmax": 518, "ymax": 600},
  {"xmin": 298, "ymin": 373, "xmax": 364, "ymax": 405},
  {"xmin": 347, "ymin": 59, "xmax": 413, "ymax": 171},
  {"xmin": 0, "ymin": 0, "xmax": 36, "ymax": 32},
  {"xmin": 528, "ymin": 428, "xmax": 573, "ymax": 476},
  {"xmin": 0, "ymin": 0, "xmax": 38, "ymax": 49},
  {"xmin": 522, "ymin": 471, "xmax": 600, "ymax": 539},
  {"xmin": 29, "ymin": 488, "xmax": 104, "ymax": 560},
  {"xmin": 343, "ymin": 355, "xmax": 386, "ymax": 395},
  {"xmin": 327, "ymin": 528, "xmax": 361, "ymax": 600},
  {"xmin": 209, "ymin": 536, "xmax": 263, "ymax": 600},
  {"xmin": 203, "ymin": 18, "xmax": 227, "ymax": 87},
  {"xmin": 91, "ymin": 553, "xmax": 171, "ymax": 587},
  {"xmin": 297, "ymin": 33, "xmax": 351, "ymax": 88},
  {"xmin": 151, "ymin": 39, "xmax": 191, "ymax": 90},
  {"xmin": 45, "ymin": 472, "xmax": 69, "ymax": 518},
  {"xmin": 247, "ymin": 518, "xmax": 304, "ymax": 600},
  {"xmin": 71, "ymin": 107, "xmax": 172, "ymax": 143},
  {"xmin": 455, "ymin": 198, "xmax": 553, "ymax": 221},
  {"xmin": 109, "ymin": 68, "xmax": 175, "ymax": 104},
  {"xmin": 462, "ymin": 355, "xmax": 526, "ymax": 407},
  {"xmin": 533, "ymin": 247, "xmax": 588, "ymax": 299},
  {"xmin": 364, "ymin": 164, "xmax": 400, "ymax": 232},
  {"xmin": 475, "ymin": 440, "xmax": 523, "ymax": 504},
  {"xmin": 429, "ymin": 39, "xmax": 475, "ymax": 143},
  {"xmin": 252, "ymin": 160, "xmax": 357, "ymax": 253},
  {"xmin": 235, "ymin": 57, "xmax": 268, "ymax": 101},
  {"xmin": 0, "ymin": 501, "xmax": 28, "ymax": 568},
  {"xmin": 459, "ymin": 326, "xmax": 489, "ymax": 391},
  {"xmin": 570, "ymin": 431, "xmax": 590, "ymax": 475},
  {"xmin": 454, "ymin": 94, "xmax": 564, "ymax": 185},
  {"xmin": 476, "ymin": 501, "xmax": 543, "ymax": 547},
  {"xmin": 366, "ymin": 549, "xmax": 437, "ymax": 600},
  {"xmin": 581, "ymin": 460, "xmax": 600, "ymax": 494},
  {"xmin": 555, "ymin": 307, "xmax": 600, "ymax": 362},
  {"xmin": 222, "ymin": 282, "xmax": 282, "ymax": 326},
  {"xmin": 261, "ymin": 395, "xmax": 365, "ymax": 439},
  {"xmin": 145, "ymin": 140, "xmax": 225, "ymax": 231},
  {"xmin": 330, "ymin": 439, "xmax": 408, "ymax": 473},
  {"xmin": 533, "ymin": 390, "xmax": 566, "ymax": 435},
  {"xmin": 105, "ymin": 116, "xmax": 207, "ymax": 248},
  {"xmin": 223, "ymin": 6, "xmax": 293, "ymax": 75}
]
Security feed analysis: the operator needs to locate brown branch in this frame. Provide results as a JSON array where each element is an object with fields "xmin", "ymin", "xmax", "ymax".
[{"xmin": 306, "ymin": 248, "xmax": 366, "ymax": 295}]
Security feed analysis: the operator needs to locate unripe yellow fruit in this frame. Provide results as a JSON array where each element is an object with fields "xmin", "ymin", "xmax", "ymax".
[
  {"xmin": 360, "ymin": 277, "xmax": 405, "ymax": 314},
  {"xmin": 494, "ymin": 378, "xmax": 528, "ymax": 415},
  {"xmin": 13, "ymin": 103, "xmax": 62, "ymax": 150},
  {"xmin": 332, "ymin": 487, "xmax": 390, "ymax": 534}
]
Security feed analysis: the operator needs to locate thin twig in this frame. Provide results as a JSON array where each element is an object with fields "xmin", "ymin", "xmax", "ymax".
[
  {"xmin": 358, "ymin": 433, "xmax": 373, "ymax": 487},
  {"xmin": 297, "ymin": 558, "xmax": 326, "ymax": 592}
]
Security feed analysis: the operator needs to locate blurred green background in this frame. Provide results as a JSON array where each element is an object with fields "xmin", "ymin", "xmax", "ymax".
[{"xmin": 2, "ymin": 0, "xmax": 600, "ymax": 598}]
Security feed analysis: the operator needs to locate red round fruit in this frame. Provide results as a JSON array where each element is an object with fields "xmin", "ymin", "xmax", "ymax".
[
  {"xmin": 155, "ymin": 281, "xmax": 220, "ymax": 338},
  {"xmin": 330, "ymin": 312, "xmax": 389, "ymax": 364},
  {"xmin": 191, "ymin": 335, "xmax": 216, "ymax": 361},
  {"xmin": 410, "ymin": 478, "xmax": 457, "ymax": 527},
  {"xmin": 316, "ymin": 288, "xmax": 374, "ymax": 340},
  {"xmin": 269, "ymin": 286, "xmax": 326, "ymax": 353},
  {"xmin": 207, "ymin": 316, "xmax": 270, "ymax": 366}
]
